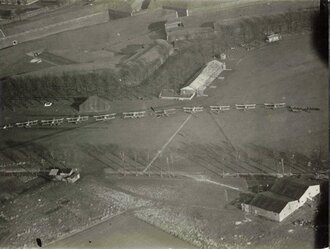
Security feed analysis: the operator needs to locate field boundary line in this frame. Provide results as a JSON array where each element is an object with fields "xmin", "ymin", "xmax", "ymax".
[
  {"xmin": 45, "ymin": 210, "xmax": 128, "ymax": 247},
  {"xmin": 143, "ymin": 114, "xmax": 192, "ymax": 172},
  {"xmin": 209, "ymin": 112, "xmax": 236, "ymax": 151}
]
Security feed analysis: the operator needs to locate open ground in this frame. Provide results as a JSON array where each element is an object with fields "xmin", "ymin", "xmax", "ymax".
[{"xmin": 0, "ymin": 1, "xmax": 327, "ymax": 249}]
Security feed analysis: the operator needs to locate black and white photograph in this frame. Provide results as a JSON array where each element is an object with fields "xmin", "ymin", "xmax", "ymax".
[{"xmin": 0, "ymin": 0, "xmax": 328, "ymax": 248}]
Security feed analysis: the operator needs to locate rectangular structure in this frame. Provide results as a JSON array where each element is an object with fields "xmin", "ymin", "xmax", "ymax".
[
  {"xmin": 180, "ymin": 60, "xmax": 226, "ymax": 97},
  {"xmin": 242, "ymin": 178, "xmax": 320, "ymax": 222}
]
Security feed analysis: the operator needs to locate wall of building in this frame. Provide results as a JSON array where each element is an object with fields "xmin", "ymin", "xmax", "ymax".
[
  {"xmin": 243, "ymin": 185, "xmax": 320, "ymax": 222},
  {"xmin": 278, "ymin": 201, "xmax": 300, "ymax": 221},
  {"xmin": 298, "ymin": 185, "xmax": 320, "ymax": 206},
  {"xmin": 0, "ymin": 11, "xmax": 110, "ymax": 49},
  {"xmin": 180, "ymin": 87, "xmax": 195, "ymax": 96}
]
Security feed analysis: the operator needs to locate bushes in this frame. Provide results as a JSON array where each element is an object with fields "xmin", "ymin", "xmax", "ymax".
[{"xmin": 2, "ymin": 71, "xmax": 121, "ymax": 101}]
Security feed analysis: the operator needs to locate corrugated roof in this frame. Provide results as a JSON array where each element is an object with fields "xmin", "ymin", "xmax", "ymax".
[
  {"xmin": 186, "ymin": 60, "xmax": 224, "ymax": 91},
  {"xmin": 249, "ymin": 191, "xmax": 293, "ymax": 213},
  {"xmin": 270, "ymin": 177, "xmax": 314, "ymax": 200}
]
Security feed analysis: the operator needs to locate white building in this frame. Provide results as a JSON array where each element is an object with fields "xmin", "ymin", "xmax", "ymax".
[
  {"xmin": 180, "ymin": 60, "xmax": 226, "ymax": 97},
  {"xmin": 242, "ymin": 178, "xmax": 320, "ymax": 222}
]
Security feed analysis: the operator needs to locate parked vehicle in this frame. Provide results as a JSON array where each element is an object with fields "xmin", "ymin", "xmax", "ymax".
[
  {"xmin": 44, "ymin": 102, "xmax": 52, "ymax": 107},
  {"xmin": 266, "ymin": 33, "xmax": 282, "ymax": 43}
]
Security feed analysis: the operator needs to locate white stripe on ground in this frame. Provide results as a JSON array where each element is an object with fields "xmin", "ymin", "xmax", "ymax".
[
  {"xmin": 236, "ymin": 58, "xmax": 243, "ymax": 65},
  {"xmin": 143, "ymin": 114, "xmax": 192, "ymax": 172},
  {"xmin": 198, "ymin": 179, "xmax": 240, "ymax": 191},
  {"xmin": 185, "ymin": 175, "xmax": 241, "ymax": 191}
]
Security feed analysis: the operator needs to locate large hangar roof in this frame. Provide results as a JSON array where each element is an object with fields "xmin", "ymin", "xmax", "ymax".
[
  {"xmin": 270, "ymin": 177, "xmax": 317, "ymax": 200},
  {"xmin": 247, "ymin": 177, "xmax": 319, "ymax": 214},
  {"xmin": 183, "ymin": 60, "xmax": 225, "ymax": 92},
  {"xmin": 249, "ymin": 191, "xmax": 293, "ymax": 213}
]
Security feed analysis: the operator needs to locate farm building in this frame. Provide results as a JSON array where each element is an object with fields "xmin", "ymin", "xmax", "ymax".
[
  {"xmin": 78, "ymin": 95, "xmax": 111, "ymax": 113},
  {"xmin": 242, "ymin": 178, "xmax": 320, "ymax": 222},
  {"xmin": 180, "ymin": 60, "xmax": 226, "ymax": 96},
  {"xmin": 270, "ymin": 177, "xmax": 320, "ymax": 206}
]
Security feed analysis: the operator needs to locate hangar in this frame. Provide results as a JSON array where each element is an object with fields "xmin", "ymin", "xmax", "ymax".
[
  {"xmin": 241, "ymin": 178, "xmax": 320, "ymax": 222},
  {"xmin": 78, "ymin": 95, "xmax": 111, "ymax": 113},
  {"xmin": 120, "ymin": 39, "xmax": 174, "ymax": 86},
  {"xmin": 180, "ymin": 60, "xmax": 226, "ymax": 97}
]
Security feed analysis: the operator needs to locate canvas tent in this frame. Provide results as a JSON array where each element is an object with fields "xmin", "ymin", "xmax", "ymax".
[{"xmin": 78, "ymin": 96, "xmax": 111, "ymax": 113}]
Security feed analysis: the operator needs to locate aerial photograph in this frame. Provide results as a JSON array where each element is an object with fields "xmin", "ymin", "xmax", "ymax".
[{"xmin": 0, "ymin": 0, "xmax": 328, "ymax": 248}]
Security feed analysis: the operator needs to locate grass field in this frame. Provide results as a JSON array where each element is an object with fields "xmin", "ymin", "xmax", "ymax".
[
  {"xmin": 0, "ymin": 2, "xmax": 327, "ymax": 248},
  {"xmin": 47, "ymin": 212, "xmax": 198, "ymax": 249}
]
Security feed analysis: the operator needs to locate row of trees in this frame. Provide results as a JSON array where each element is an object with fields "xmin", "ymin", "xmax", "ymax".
[
  {"xmin": 216, "ymin": 10, "xmax": 317, "ymax": 45},
  {"xmin": 2, "ymin": 71, "xmax": 121, "ymax": 99}
]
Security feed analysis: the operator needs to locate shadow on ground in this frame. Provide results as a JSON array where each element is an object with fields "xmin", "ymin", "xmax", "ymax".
[{"xmin": 312, "ymin": 1, "xmax": 328, "ymax": 66}]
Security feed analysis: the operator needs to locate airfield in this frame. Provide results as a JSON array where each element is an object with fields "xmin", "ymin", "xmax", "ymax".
[{"xmin": 0, "ymin": 1, "xmax": 328, "ymax": 249}]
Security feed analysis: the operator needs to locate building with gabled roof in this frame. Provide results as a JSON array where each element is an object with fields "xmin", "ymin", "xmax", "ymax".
[
  {"xmin": 242, "ymin": 177, "xmax": 320, "ymax": 222},
  {"xmin": 180, "ymin": 60, "xmax": 225, "ymax": 97},
  {"xmin": 120, "ymin": 39, "xmax": 174, "ymax": 86},
  {"xmin": 270, "ymin": 177, "xmax": 320, "ymax": 206}
]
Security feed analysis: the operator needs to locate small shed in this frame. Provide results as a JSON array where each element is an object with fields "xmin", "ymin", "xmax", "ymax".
[{"xmin": 78, "ymin": 96, "xmax": 111, "ymax": 113}]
